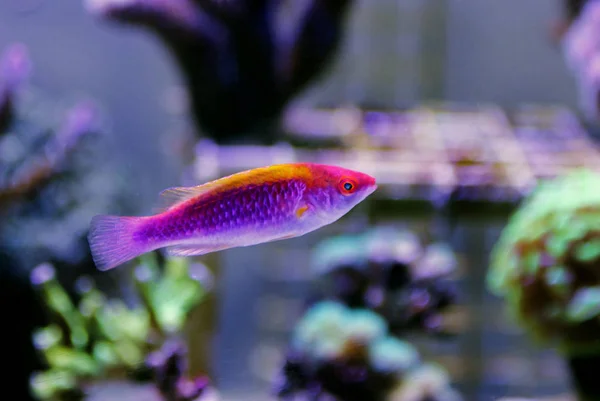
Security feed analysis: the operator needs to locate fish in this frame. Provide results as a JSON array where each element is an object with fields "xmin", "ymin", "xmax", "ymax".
[{"xmin": 88, "ymin": 163, "xmax": 377, "ymax": 271}]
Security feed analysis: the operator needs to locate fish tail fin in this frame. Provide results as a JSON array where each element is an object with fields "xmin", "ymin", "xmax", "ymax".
[{"xmin": 88, "ymin": 215, "xmax": 150, "ymax": 271}]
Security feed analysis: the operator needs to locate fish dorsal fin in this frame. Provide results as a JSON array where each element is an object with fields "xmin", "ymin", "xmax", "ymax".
[
  {"xmin": 156, "ymin": 174, "xmax": 236, "ymax": 212},
  {"xmin": 157, "ymin": 184, "xmax": 214, "ymax": 211}
]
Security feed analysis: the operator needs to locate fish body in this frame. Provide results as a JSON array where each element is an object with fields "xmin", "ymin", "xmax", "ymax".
[{"xmin": 88, "ymin": 163, "xmax": 377, "ymax": 271}]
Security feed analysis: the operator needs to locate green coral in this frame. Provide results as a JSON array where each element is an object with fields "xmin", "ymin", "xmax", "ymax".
[
  {"xmin": 29, "ymin": 252, "xmax": 208, "ymax": 400},
  {"xmin": 487, "ymin": 168, "xmax": 600, "ymax": 354}
]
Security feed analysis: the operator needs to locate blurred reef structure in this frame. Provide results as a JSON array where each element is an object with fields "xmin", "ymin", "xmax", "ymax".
[
  {"xmin": 29, "ymin": 253, "xmax": 217, "ymax": 401},
  {"xmin": 273, "ymin": 226, "xmax": 463, "ymax": 401},
  {"xmin": 275, "ymin": 301, "xmax": 462, "ymax": 401},
  {"xmin": 561, "ymin": 0, "xmax": 600, "ymax": 122},
  {"xmin": 0, "ymin": 43, "xmax": 129, "ymax": 272},
  {"xmin": 194, "ymin": 103, "xmax": 600, "ymax": 205},
  {"xmin": 566, "ymin": 0, "xmax": 589, "ymax": 21},
  {"xmin": 188, "ymin": 104, "xmax": 600, "ymax": 399},
  {"xmin": 488, "ymin": 169, "xmax": 600, "ymax": 400},
  {"xmin": 86, "ymin": 0, "xmax": 355, "ymax": 144},
  {"xmin": 311, "ymin": 227, "xmax": 459, "ymax": 337},
  {"xmin": 4, "ymin": 1, "xmax": 600, "ymax": 398},
  {"xmin": 0, "ymin": 43, "xmax": 130, "ymax": 400}
]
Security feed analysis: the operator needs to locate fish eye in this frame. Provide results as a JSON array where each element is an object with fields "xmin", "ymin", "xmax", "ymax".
[{"xmin": 338, "ymin": 178, "xmax": 357, "ymax": 195}]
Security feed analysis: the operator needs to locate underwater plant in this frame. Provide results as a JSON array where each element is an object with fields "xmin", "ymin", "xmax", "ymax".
[
  {"xmin": 311, "ymin": 227, "xmax": 459, "ymax": 336},
  {"xmin": 28, "ymin": 252, "xmax": 216, "ymax": 401},
  {"xmin": 0, "ymin": 42, "xmax": 129, "ymax": 273},
  {"xmin": 85, "ymin": 0, "xmax": 355, "ymax": 144},
  {"xmin": 488, "ymin": 169, "xmax": 600, "ymax": 400},
  {"xmin": 274, "ymin": 301, "xmax": 462, "ymax": 401}
]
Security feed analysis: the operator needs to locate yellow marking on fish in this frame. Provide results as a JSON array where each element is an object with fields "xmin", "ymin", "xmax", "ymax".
[{"xmin": 296, "ymin": 205, "xmax": 309, "ymax": 218}]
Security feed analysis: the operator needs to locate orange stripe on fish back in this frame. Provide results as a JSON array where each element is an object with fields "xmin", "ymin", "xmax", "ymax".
[{"xmin": 158, "ymin": 163, "xmax": 315, "ymax": 211}]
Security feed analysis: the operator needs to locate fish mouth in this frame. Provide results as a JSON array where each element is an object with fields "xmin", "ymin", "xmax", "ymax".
[
  {"xmin": 366, "ymin": 183, "xmax": 378, "ymax": 196},
  {"xmin": 369, "ymin": 175, "xmax": 377, "ymax": 191}
]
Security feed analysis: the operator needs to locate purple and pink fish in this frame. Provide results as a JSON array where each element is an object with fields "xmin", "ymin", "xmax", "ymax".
[{"xmin": 88, "ymin": 163, "xmax": 377, "ymax": 271}]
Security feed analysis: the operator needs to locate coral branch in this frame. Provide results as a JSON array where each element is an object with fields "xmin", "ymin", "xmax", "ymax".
[
  {"xmin": 193, "ymin": 0, "xmax": 242, "ymax": 24},
  {"xmin": 281, "ymin": 0, "xmax": 353, "ymax": 97},
  {"xmin": 46, "ymin": 102, "xmax": 99, "ymax": 163},
  {"xmin": 565, "ymin": 0, "xmax": 590, "ymax": 20},
  {"xmin": 147, "ymin": 339, "xmax": 212, "ymax": 401},
  {"xmin": 0, "ymin": 102, "xmax": 98, "ymax": 208},
  {"xmin": 87, "ymin": 0, "xmax": 355, "ymax": 143},
  {"xmin": 0, "ymin": 162, "xmax": 53, "ymax": 208},
  {"xmin": 0, "ymin": 43, "xmax": 31, "ymax": 133},
  {"xmin": 0, "ymin": 41, "xmax": 129, "ymax": 279},
  {"xmin": 85, "ymin": 0, "xmax": 213, "ymax": 38}
]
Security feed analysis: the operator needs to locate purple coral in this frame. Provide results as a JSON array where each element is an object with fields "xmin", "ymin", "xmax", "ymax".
[
  {"xmin": 146, "ymin": 339, "xmax": 212, "ymax": 401},
  {"xmin": 0, "ymin": 42, "xmax": 127, "ymax": 270},
  {"xmin": 85, "ymin": 0, "xmax": 355, "ymax": 143},
  {"xmin": 312, "ymin": 228, "xmax": 460, "ymax": 337},
  {"xmin": 0, "ymin": 43, "xmax": 31, "ymax": 131},
  {"xmin": 561, "ymin": 0, "xmax": 600, "ymax": 120}
]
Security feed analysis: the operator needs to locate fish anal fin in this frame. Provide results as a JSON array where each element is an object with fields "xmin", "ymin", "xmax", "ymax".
[
  {"xmin": 166, "ymin": 243, "xmax": 229, "ymax": 257},
  {"xmin": 239, "ymin": 232, "xmax": 297, "ymax": 247}
]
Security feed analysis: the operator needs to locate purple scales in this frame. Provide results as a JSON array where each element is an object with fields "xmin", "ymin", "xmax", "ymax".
[{"xmin": 134, "ymin": 179, "xmax": 307, "ymax": 247}]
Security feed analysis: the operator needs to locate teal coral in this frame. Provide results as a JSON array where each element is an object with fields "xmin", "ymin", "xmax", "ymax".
[
  {"xmin": 312, "ymin": 227, "xmax": 453, "ymax": 280},
  {"xmin": 278, "ymin": 301, "xmax": 462, "ymax": 400},
  {"xmin": 311, "ymin": 235, "xmax": 369, "ymax": 274},
  {"xmin": 487, "ymin": 168, "xmax": 600, "ymax": 352},
  {"xmin": 368, "ymin": 337, "xmax": 419, "ymax": 373},
  {"xmin": 292, "ymin": 301, "xmax": 419, "ymax": 373},
  {"xmin": 387, "ymin": 363, "xmax": 462, "ymax": 401}
]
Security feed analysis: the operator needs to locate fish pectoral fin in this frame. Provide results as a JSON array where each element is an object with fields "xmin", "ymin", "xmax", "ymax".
[{"xmin": 166, "ymin": 243, "xmax": 230, "ymax": 257}]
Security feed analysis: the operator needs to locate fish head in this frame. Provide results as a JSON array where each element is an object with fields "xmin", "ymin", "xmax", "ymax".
[{"xmin": 307, "ymin": 164, "xmax": 378, "ymax": 219}]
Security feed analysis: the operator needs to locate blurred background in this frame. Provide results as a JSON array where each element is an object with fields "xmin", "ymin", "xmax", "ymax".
[
  {"xmin": 3, "ymin": 1, "xmax": 600, "ymax": 400},
  {"xmin": 0, "ymin": 0, "xmax": 580, "ymax": 198}
]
